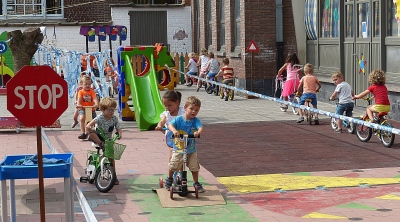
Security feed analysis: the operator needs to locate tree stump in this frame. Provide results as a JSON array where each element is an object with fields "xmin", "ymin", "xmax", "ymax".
[{"xmin": 7, "ymin": 27, "xmax": 44, "ymax": 73}]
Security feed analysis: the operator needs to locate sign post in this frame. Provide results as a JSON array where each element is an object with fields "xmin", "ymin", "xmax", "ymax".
[
  {"xmin": 6, "ymin": 65, "xmax": 68, "ymax": 222},
  {"xmin": 246, "ymin": 40, "xmax": 259, "ymax": 95}
]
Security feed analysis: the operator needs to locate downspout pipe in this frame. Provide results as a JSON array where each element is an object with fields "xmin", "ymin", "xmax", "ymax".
[{"xmin": 276, "ymin": 0, "xmax": 284, "ymax": 73}]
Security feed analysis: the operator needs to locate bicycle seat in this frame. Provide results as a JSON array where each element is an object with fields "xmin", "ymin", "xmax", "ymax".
[{"xmin": 377, "ymin": 112, "xmax": 388, "ymax": 117}]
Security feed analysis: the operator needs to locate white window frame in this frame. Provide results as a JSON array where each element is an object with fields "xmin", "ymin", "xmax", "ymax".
[{"xmin": 1, "ymin": 0, "xmax": 64, "ymax": 19}]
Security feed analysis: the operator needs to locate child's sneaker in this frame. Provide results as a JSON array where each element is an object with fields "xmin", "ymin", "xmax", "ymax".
[
  {"xmin": 71, "ymin": 120, "xmax": 78, "ymax": 128},
  {"xmin": 193, "ymin": 182, "xmax": 205, "ymax": 193},
  {"xmin": 164, "ymin": 177, "xmax": 173, "ymax": 190},
  {"xmin": 78, "ymin": 133, "xmax": 88, "ymax": 140},
  {"xmin": 296, "ymin": 117, "xmax": 304, "ymax": 123}
]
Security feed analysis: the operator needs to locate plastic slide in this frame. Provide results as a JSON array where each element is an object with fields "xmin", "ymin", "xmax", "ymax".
[{"xmin": 123, "ymin": 53, "xmax": 165, "ymax": 131}]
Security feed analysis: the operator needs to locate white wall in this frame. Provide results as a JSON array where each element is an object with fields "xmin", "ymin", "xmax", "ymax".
[{"xmin": 112, "ymin": 6, "xmax": 192, "ymax": 54}]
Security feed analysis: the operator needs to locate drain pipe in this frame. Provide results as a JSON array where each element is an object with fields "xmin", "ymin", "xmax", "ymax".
[{"xmin": 276, "ymin": 0, "xmax": 284, "ymax": 72}]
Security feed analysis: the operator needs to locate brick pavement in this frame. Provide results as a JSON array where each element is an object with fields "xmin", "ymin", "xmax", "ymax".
[{"xmin": 0, "ymin": 86, "xmax": 400, "ymax": 221}]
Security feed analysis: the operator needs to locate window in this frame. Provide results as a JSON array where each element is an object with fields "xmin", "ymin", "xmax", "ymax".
[
  {"xmin": 388, "ymin": 0, "xmax": 400, "ymax": 36},
  {"xmin": 372, "ymin": 1, "xmax": 379, "ymax": 37},
  {"xmin": 0, "ymin": 0, "xmax": 63, "ymax": 18},
  {"xmin": 234, "ymin": 0, "xmax": 240, "ymax": 49},
  {"xmin": 132, "ymin": 0, "xmax": 183, "ymax": 4},
  {"xmin": 219, "ymin": 0, "xmax": 225, "ymax": 51},
  {"xmin": 345, "ymin": 2, "xmax": 353, "ymax": 38},
  {"xmin": 321, "ymin": 0, "xmax": 339, "ymax": 38},
  {"xmin": 207, "ymin": 0, "xmax": 212, "ymax": 48},
  {"xmin": 357, "ymin": 2, "xmax": 370, "ymax": 38}
]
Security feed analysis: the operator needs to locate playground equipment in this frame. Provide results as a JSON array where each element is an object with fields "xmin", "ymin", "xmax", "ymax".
[{"xmin": 118, "ymin": 43, "xmax": 175, "ymax": 130}]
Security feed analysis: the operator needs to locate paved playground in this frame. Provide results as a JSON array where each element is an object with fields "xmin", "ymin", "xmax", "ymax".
[{"xmin": 1, "ymin": 85, "xmax": 400, "ymax": 221}]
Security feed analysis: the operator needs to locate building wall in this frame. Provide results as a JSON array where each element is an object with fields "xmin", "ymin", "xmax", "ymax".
[
  {"xmin": 195, "ymin": 0, "xmax": 297, "ymax": 96},
  {"xmin": 113, "ymin": 6, "xmax": 192, "ymax": 54}
]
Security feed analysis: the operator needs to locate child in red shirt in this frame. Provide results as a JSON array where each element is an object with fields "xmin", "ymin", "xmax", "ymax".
[
  {"xmin": 216, "ymin": 58, "xmax": 234, "ymax": 100},
  {"xmin": 354, "ymin": 69, "xmax": 390, "ymax": 122}
]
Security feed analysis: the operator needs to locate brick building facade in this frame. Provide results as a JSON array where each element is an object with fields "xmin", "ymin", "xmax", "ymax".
[{"xmin": 192, "ymin": 0, "xmax": 297, "ymax": 96}]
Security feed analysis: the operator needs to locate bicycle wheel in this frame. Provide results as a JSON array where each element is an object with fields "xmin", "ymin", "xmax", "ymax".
[
  {"xmin": 380, "ymin": 121, "xmax": 395, "ymax": 148},
  {"xmin": 206, "ymin": 85, "xmax": 213, "ymax": 94},
  {"xmin": 330, "ymin": 117, "xmax": 338, "ymax": 130},
  {"xmin": 346, "ymin": 121, "xmax": 356, "ymax": 134},
  {"xmin": 214, "ymin": 85, "xmax": 219, "ymax": 96},
  {"xmin": 187, "ymin": 78, "xmax": 193, "ymax": 87},
  {"xmin": 291, "ymin": 96, "xmax": 299, "ymax": 115},
  {"xmin": 356, "ymin": 123, "xmax": 372, "ymax": 142},
  {"xmin": 219, "ymin": 87, "xmax": 224, "ymax": 99},
  {"xmin": 87, "ymin": 156, "xmax": 95, "ymax": 184},
  {"xmin": 279, "ymin": 95, "xmax": 287, "ymax": 112},
  {"xmin": 95, "ymin": 164, "xmax": 116, "ymax": 193},
  {"xmin": 229, "ymin": 89, "xmax": 234, "ymax": 100}
]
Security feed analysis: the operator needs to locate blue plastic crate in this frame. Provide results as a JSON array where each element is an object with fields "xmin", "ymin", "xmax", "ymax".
[{"xmin": 0, "ymin": 153, "xmax": 73, "ymax": 180}]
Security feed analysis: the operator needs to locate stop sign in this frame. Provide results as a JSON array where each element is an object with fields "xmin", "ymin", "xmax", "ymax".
[{"xmin": 7, "ymin": 65, "xmax": 68, "ymax": 127}]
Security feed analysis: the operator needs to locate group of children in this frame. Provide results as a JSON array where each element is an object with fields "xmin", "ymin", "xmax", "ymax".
[
  {"xmin": 279, "ymin": 52, "xmax": 390, "ymax": 133},
  {"xmin": 185, "ymin": 48, "xmax": 235, "ymax": 100}
]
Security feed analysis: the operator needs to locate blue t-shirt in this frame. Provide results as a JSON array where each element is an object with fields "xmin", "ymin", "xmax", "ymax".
[{"xmin": 170, "ymin": 115, "xmax": 202, "ymax": 154}]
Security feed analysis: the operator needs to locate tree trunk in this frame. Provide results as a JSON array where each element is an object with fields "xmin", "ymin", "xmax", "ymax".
[{"xmin": 7, "ymin": 28, "xmax": 44, "ymax": 73}]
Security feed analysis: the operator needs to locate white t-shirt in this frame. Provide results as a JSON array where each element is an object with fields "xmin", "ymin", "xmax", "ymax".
[
  {"xmin": 335, "ymin": 81, "xmax": 353, "ymax": 104},
  {"xmin": 188, "ymin": 58, "xmax": 198, "ymax": 73},
  {"xmin": 160, "ymin": 106, "xmax": 185, "ymax": 129},
  {"xmin": 208, "ymin": 58, "xmax": 219, "ymax": 74},
  {"xmin": 199, "ymin": 55, "xmax": 209, "ymax": 70}
]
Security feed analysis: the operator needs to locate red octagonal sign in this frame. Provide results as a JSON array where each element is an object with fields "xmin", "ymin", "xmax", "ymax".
[{"xmin": 7, "ymin": 65, "xmax": 68, "ymax": 127}]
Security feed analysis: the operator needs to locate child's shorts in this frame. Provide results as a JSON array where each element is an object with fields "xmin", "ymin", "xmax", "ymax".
[
  {"xmin": 373, "ymin": 104, "xmax": 390, "ymax": 113},
  {"xmin": 78, "ymin": 109, "xmax": 97, "ymax": 118},
  {"xmin": 168, "ymin": 151, "xmax": 200, "ymax": 172},
  {"xmin": 88, "ymin": 131, "xmax": 105, "ymax": 143},
  {"xmin": 299, "ymin": 93, "xmax": 317, "ymax": 106},
  {"xmin": 336, "ymin": 102, "xmax": 354, "ymax": 117},
  {"xmin": 222, "ymin": 79, "xmax": 233, "ymax": 85},
  {"xmin": 207, "ymin": 72, "xmax": 217, "ymax": 78},
  {"xmin": 188, "ymin": 71, "xmax": 197, "ymax": 76}
]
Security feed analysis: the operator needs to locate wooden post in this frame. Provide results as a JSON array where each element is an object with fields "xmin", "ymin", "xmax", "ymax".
[{"xmin": 37, "ymin": 126, "xmax": 46, "ymax": 222}]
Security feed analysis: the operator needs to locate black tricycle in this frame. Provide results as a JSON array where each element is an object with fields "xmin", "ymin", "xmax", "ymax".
[{"xmin": 159, "ymin": 134, "xmax": 199, "ymax": 199}]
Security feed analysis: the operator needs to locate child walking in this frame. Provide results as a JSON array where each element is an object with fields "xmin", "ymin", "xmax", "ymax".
[
  {"xmin": 216, "ymin": 58, "xmax": 235, "ymax": 101},
  {"xmin": 86, "ymin": 97, "xmax": 122, "ymax": 185},
  {"xmin": 164, "ymin": 96, "xmax": 204, "ymax": 192},
  {"xmin": 155, "ymin": 90, "xmax": 185, "ymax": 161},
  {"xmin": 196, "ymin": 48, "xmax": 209, "ymax": 92},
  {"xmin": 277, "ymin": 52, "xmax": 301, "ymax": 109},
  {"xmin": 329, "ymin": 71, "xmax": 354, "ymax": 133},
  {"xmin": 354, "ymin": 69, "xmax": 390, "ymax": 122},
  {"xmin": 184, "ymin": 52, "xmax": 198, "ymax": 86},
  {"xmin": 296, "ymin": 63, "xmax": 322, "ymax": 124},
  {"xmin": 77, "ymin": 75, "xmax": 99, "ymax": 139}
]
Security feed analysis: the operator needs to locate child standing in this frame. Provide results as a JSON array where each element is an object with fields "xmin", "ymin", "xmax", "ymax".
[
  {"xmin": 164, "ymin": 96, "xmax": 204, "ymax": 192},
  {"xmin": 216, "ymin": 58, "xmax": 235, "ymax": 101},
  {"xmin": 86, "ymin": 97, "xmax": 122, "ymax": 185},
  {"xmin": 196, "ymin": 48, "xmax": 209, "ymax": 92},
  {"xmin": 184, "ymin": 52, "xmax": 198, "ymax": 86},
  {"xmin": 155, "ymin": 90, "xmax": 185, "ymax": 161},
  {"xmin": 296, "ymin": 63, "xmax": 322, "ymax": 124},
  {"xmin": 277, "ymin": 53, "xmax": 301, "ymax": 109},
  {"xmin": 329, "ymin": 71, "xmax": 354, "ymax": 133},
  {"xmin": 77, "ymin": 75, "xmax": 99, "ymax": 139},
  {"xmin": 354, "ymin": 69, "xmax": 390, "ymax": 122},
  {"xmin": 71, "ymin": 73, "xmax": 85, "ymax": 128}
]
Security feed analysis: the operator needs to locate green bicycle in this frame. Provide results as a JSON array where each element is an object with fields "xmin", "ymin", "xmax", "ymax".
[{"xmin": 80, "ymin": 128, "xmax": 126, "ymax": 193}]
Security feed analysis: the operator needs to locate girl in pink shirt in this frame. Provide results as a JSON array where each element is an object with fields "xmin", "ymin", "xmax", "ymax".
[{"xmin": 277, "ymin": 53, "xmax": 302, "ymax": 109}]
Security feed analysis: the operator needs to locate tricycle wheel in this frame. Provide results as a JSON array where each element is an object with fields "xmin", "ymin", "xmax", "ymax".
[
  {"xmin": 170, "ymin": 186, "xmax": 174, "ymax": 199},
  {"xmin": 95, "ymin": 164, "xmax": 116, "ymax": 193},
  {"xmin": 87, "ymin": 156, "xmax": 95, "ymax": 184},
  {"xmin": 194, "ymin": 185, "xmax": 199, "ymax": 198}
]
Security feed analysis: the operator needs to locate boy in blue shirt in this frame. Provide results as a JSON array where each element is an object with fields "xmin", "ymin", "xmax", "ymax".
[{"xmin": 165, "ymin": 96, "xmax": 204, "ymax": 192}]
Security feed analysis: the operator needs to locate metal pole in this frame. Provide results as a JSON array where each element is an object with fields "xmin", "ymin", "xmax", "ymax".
[
  {"xmin": 251, "ymin": 52, "xmax": 254, "ymax": 92},
  {"xmin": 37, "ymin": 126, "xmax": 46, "ymax": 222}
]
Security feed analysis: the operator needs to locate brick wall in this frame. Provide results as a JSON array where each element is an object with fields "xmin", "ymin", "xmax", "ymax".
[{"xmin": 195, "ymin": 0, "xmax": 296, "ymax": 96}]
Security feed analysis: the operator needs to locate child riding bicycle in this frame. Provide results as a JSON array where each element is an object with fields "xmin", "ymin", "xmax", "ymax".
[
  {"xmin": 296, "ymin": 63, "xmax": 321, "ymax": 123},
  {"xmin": 329, "ymin": 71, "xmax": 354, "ymax": 133},
  {"xmin": 277, "ymin": 52, "xmax": 301, "ymax": 109},
  {"xmin": 86, "ymin": 97, "xmax": 122, "ymax": 185},
  {"xmin": 353, "ymin": 69, "xmax": 390, "ymax": 122},
  {"xmin": 216, "ymin": 58, "xmax": 234, "ymax": 101}
]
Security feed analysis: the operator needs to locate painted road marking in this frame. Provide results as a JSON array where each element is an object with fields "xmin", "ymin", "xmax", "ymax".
[{"xmin": 217, "ymin": 174, "xmax": 400, "ymax": 193}]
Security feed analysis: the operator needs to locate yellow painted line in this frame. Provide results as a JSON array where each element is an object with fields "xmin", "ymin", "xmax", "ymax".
[
  {"xmin": 376, "ymin": 194, "xmax": 400, "ymax": 200},
  {"xmin": 217, "ymin": 174, "xmax": 400, "ymax": 193},
  {"xmin": 302, "ymin": 212, "xmax": 347, "ymax": 219}
]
